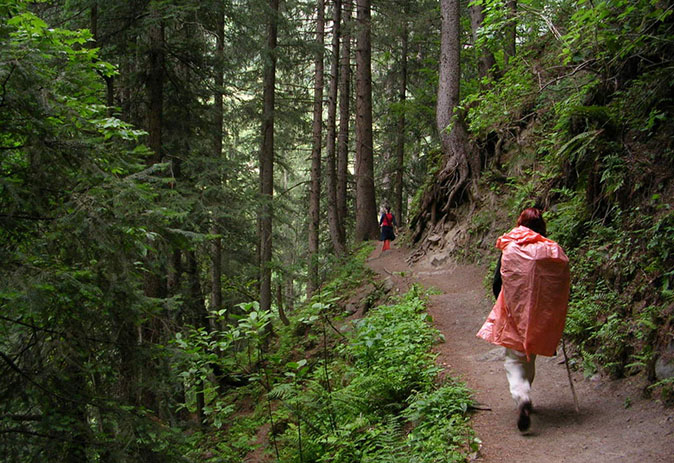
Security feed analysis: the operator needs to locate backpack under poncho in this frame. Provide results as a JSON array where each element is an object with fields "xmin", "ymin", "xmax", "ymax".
[{"xmin": 476, "ymin": 226, "xmax": 570, "ymax": 357}]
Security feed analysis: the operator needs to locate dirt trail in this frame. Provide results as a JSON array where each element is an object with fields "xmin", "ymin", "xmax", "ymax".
[{"xmin": 367, "ymin": 245, "xmax": 674, "ymax": 463}]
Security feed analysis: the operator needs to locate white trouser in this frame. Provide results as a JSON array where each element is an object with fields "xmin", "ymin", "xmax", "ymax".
[{"xmin": 504, "ymin": 348, "xmax": 536, "ymax": 406}]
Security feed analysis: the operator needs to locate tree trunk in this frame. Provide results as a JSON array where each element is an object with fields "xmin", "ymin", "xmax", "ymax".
[
  {"xmin": 143, "ymin": 4, "xmax": 166, "ymax": 302},
  {"xmin": 90, "ymin": 2, "xmax": 98, "ymax": 45},
  {"xmin": 276, "ymin": 282, "xmax": 290, "ymax": 325},
  {"xmin": 308, "ymin": 0, "xmax": 325, "ymax": 297},
  {"xmin": 167, "ymin": 248, "xmax": 182, "ymax": 296},
  {"xmin": 409, "ymin": 0, "xmax": 479, "ymax": 245},
  {"xmin": 210, "ymin": 231, "xmax": 222, "ymax": 316},
  {"xmin": 469, "ymin": 1, "xmax": 496, "ymax": 79},
  {"xmin": 187, "ymin": 249, "xmax": 206, "ymax": 323},
  {"xmin": 354, "ymin": 0, "xmax": 378, "ymax": 242},
  {"xmin": 147, "ymin": 12, "xmax": 164, "ymax": 165},
  {"xmin": 337, "ymin": 0, "xmax": 352, "ymax": 243},
  {"xmin": 259, "ymin": 0, "xmax": 279, "ymax": 312},
  {"xmin": 285, "ymin": 277, "xmax": 295, "ymax": 312},
  {"xmin": 505, "ymin": 0, "xmax": 517, "ymax": 66},
  {"xmin": 140, "ymin": 7, "xmax": 165, "ymax": 418},
  {"xmin": 394, "ymin": 19, "xmax": 408, "ymax": 227},
  {"xmin": 437, "ymin": 0, "xmax": 476, "ymax": 182},
  {"xmin": 326, "ymin": 0, "xmax": 345, "ymax": 256},
  {"xmin": 211, "ymin": 3, "xmax": 225, "ymax": 320},
  {"xmin": 90, "ymin": 2, "xmax": 115, "ymax": 110},
  {"xmin": 437, "ymin": 0, "xmax": 461, "ymax": 158},
  {"xmin": 187, "ymin": 250, "xmax": 207, "ymax": 425}
]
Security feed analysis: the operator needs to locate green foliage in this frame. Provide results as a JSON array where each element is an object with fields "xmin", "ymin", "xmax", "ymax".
[
  {"xmin": 268, "ymin": 285, "xmax": 475, "ymax": 463},
  {"xmin": 547, "ymin": 205, "xmax": 674, "ymax": 378},
  {"xmin": 343, "ymin": 286, "xmax": 441, "ymax": 403},
  {"xmin": 183, "ymin": 385, "xmax": 267, "ymax": 463},
  {"xmin": 408, "ymin": 148, "xmax": 445, "ymax": 221},
  {"xmin": 545, "ymin": 191, "xmax": 589, "ymax": 248},
  {"xmin": 466, "ymin": 58, "xmax": 537, "ymax": 135},
  {"xmin": 170, "ymin": 322, "xmax": 240, "ymax": 425},
  {"xmin": 559, "ymin": 0, "xmax": 673, "ymax": 68},
  {"xmin": 322, "ymin": 243, "xmax": 377, "ymax": 295},
  {"xmin": 211, "ymin": 251, "xmax": 475, "ymax": 463},
  {"xmin": 649, "ymin": 377, "xmax": 674, "ymax": 405},
  {"xmin": 468, "ymin": 208, "xmax": 494, "ymax": 237},
  {"xmin": 0, "ymin": 2, "xmax": 191, "ymax": 460},
  {"xmin": 404, "ymin": 383, "xmax": 478, "ymax": 462}
]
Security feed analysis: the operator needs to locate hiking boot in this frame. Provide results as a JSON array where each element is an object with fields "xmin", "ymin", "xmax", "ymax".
[{"xmin": 517, "ymin": 401, "xmax": 532, "ymax": 432}]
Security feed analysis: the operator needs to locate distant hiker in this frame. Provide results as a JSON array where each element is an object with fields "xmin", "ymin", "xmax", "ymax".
[
  {"xmin": 379, "ymin": 206, "xmax": 397, "ymax": 252},
  {"xmin": 477, "ymin": 207, "xmax": 570, "ymax": 432}
]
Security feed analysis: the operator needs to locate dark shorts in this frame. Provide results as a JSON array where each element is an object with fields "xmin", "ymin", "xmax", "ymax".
[{"xmin": 380, "ymin": 225, "xmax": 395, "ymax": 241}]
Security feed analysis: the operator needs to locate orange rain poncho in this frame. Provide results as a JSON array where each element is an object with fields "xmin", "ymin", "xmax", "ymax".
[{"xmin": 477, "ymin": 226, "xmax": 570, "ymax": 357}]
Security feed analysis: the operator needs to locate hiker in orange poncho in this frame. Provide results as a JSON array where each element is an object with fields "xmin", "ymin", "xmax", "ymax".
[{"xmin": 477, "ymin": 208, "xmax": 570, "ymax": 432}]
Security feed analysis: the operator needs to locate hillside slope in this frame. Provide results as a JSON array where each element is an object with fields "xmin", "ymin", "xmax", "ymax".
[{"xmin": 408, "ymin": 1, "xmax": 674, "ymax": 396}]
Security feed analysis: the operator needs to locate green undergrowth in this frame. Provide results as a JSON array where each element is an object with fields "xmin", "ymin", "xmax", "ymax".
[
  {"xmin": 549, "ymin": 205, "xmax": 674, "ymax": 381},
  {"xmin": 191, "ymin": 244, "xmax": 477, "ymax": 462},
  {"xmin": 270, "ymin": 285, "xmax": 476, "ymax": 463}
]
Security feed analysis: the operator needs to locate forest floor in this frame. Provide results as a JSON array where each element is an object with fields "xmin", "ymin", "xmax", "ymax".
[{"xmin": 366, "ymin": 244, "xmax": 674, "ymax": 463}]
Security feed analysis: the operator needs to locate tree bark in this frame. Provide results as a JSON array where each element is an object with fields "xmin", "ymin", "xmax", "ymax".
[
  {"xmin": 505, "ymin": 0, "xmax": 517, "ymax": 66},
  {"xmin": 394, "ymin": 19, "xmax": 408, "ymax": 227},
  {"xmin": 354, "ymin": 0, "xmax": 378, "ymax": 242},
  {"xmin": 337, "ymin": 0, "xmax": 352, "ymax": 243},
  {"xmin": 285, "ymin": 277, "xmax": 295, "ymax": 312},
  {"xmin": 143, "ymin": 5, "xmax": 166, "ymax": 306},
  {"xmin": 167, "ymin": 248, "xmax": 182, "ymax": 296},
  {"xmin": 147, "ymin": 11, "xmax": 164, "ymax": 165},
  {"xmin": 90, "ymin": 2, "xmax": 98, "ymax": 44},
  {"xmin": 210, "ymin": 229, "xmax": 222, "ymax": 318},
  {"xmin": 469, "ymin": 1, "xmax": 496, "ymax": 79},
  {"xmin": 142, "ymin": 4, "xmax": 166, "ymax": 351},
  {"xmin": 308, "ymin": 0, "xmax": 325, "ymax": 297},
  {"xmin": 437, "ymin": 0, "xmax": 461, "ymax": 158},
  {"xmin": 259, "ymin": 0, "xmax": 279, "ymax": 312},
  {"xmin": 89, "ymin": 2, "xmax": 115, "ymax": 110},
  {"xmin": 414, "ymin": 0, "xmax": 479, "ymax": 242},
  {"xmin": 326, "ymin": 0, "xmax": 345, "ymax": 256},
  {"xmin": 211, "ymin": 3, "xmax": 225, "ymax": 319},
  {"xmin": 276, "ymin": 283, "xmax": 290, "ymax": 325}
]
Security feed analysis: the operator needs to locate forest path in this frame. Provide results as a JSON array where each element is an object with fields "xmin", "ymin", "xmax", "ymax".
[{"xmin": 367, "ymin": 244, "xmax": 674, "ymax": 463}]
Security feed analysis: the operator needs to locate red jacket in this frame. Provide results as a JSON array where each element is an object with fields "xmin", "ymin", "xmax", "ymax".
[{"xmin": 380, "ymin": 213, "xmax": 395, "ymax": 227}]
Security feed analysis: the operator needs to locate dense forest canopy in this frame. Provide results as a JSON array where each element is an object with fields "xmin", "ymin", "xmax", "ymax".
[{"xmin": 1, "ymin": 0, "xmax": 672, "ymax": 461}]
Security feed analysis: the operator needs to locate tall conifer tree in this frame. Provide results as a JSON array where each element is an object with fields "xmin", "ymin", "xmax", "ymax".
[
  {"xmin": 308, "ymin": 0, "xmax": 325, "ymax": 296},
  {"xmin": 326, "ymin": 0, "xmax": 345, "ymax": 256},
  {"xmin": 259, "ymin": 0, "xmax": 279, "ymax": 311},
  {"xmin": 354, "ymin": 0, "xmax": 378, "ymax": 242}
]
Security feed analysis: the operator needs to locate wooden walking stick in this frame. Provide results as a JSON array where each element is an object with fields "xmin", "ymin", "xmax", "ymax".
[{"xmin": 562, "ymin": 337, "xmax": 580, "ymax": 413}]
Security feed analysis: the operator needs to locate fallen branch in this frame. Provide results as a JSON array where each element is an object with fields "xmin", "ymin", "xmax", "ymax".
[
  {"xmin": 468, "ymin": 403, "xmax": 492, "ymax": 412},
  {"xmin": 540, "ymin": 59, "xmax": 598, "ymax": 91},
  {"xmin": 520, "ymin": 4, "xmax": 564, "ymax": 41}
]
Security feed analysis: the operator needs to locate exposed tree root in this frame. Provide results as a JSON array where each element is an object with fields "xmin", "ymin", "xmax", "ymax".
[{"xmin": 408, "ymin": 145, "xmax": 477, "ymax": 265}]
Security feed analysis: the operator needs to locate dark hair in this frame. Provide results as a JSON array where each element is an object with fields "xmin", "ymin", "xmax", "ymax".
[{"xmin": 517, "ymin": 207, "xmax": 546, "ymax": 236}]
